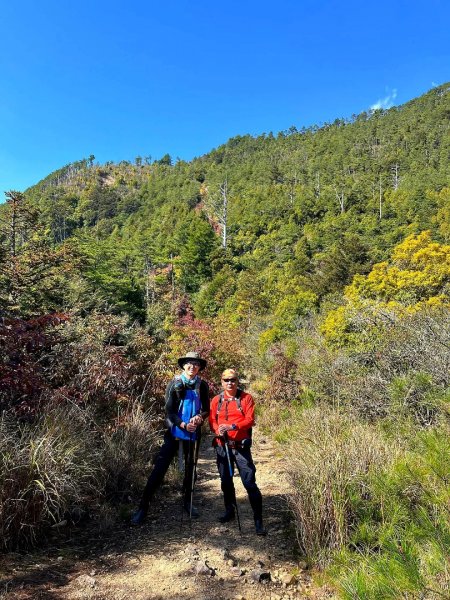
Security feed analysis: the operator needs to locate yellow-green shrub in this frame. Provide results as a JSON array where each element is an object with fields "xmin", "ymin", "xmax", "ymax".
[{"xmin": 322, "ymin": 232, "xmax": 450, "ymax": 348}]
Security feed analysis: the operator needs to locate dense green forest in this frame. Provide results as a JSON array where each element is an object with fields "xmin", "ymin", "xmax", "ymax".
[{"xmin": 1, "ymin": 83, "xmax": 449, "ymax": 598}]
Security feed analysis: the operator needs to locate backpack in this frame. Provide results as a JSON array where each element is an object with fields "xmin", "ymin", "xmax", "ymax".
[
  {"xmin": 216, "ymin": 388, "xmax": 243, "ymax": 418},
  {"xmin": 166, "ymin": 375, "xmax": 202, "ymax": 430},
  {"xmin": 215, "ymin": 389, "xmax": 252, "ymax": 441}
]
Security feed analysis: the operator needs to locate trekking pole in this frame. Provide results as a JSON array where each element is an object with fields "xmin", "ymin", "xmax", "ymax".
[
  {"xmin": 188, "ymin": 402, "xmax": 196, "ymax": 523},
  {"xmin": 189, "ymin": 436, "xmax": 199, "ymax": 522},
  {"xmin": 179, "ymin": 435, "xmax": 196, "ymax": 531},
  {"xmin": 179, "ymin": 439, "xmax": 186, "ymax": 533},
  {"xmin": 180, "ymin": 429, "xmax": 194, "ymax": 531},
  {"xmin": 223, "ymin": 432, "xmax": 242, "ymax": 533}
]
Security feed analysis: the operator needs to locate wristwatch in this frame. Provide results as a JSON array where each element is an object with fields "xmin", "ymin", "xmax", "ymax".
[{"xmin": 231, "ymin": 424, "xmax": 237, "ymax": 431}]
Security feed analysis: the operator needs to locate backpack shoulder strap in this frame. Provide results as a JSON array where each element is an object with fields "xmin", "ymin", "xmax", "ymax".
[
  {"xmin": 173, "ymin": 374, "xmax": 183, "ymax": 386},
  {"xmin": 216, "ymin": 391, "xmax": 225, "ymax": 422},
  {"xmin": 235, "ymin": 388, "xmax": 244, "ymax": 414},
  {"xmin": 236, "ymin": 389, "xmax": 252, "ymax": 438},
  {"xmin": 173, "ymin": 375, "xmax": 185, "ymax": 411}
]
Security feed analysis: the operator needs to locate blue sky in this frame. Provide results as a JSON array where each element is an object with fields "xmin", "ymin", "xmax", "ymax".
[{"xmin": 1, "ymin": 0, "xmax": 449, "ymax": 196}]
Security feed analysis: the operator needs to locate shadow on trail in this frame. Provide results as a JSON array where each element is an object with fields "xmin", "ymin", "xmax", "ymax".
[{"xmin": 0, "ymin": 558, "xmax": 78, "ymax": 600}]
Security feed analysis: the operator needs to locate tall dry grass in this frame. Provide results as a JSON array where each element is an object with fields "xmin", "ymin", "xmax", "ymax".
[
  {"xmin": 0, "ymin": 404, "xmax": 103, "ymax": 551},
  {"xmin": 284, "ymin": 406, "xmax": 394, "ymax": 564},
  {"xmin": 0, "ymin": 398, "xmax": 163, "ymax": 551},
  {"xmin": 102, "ymin": 400, "xmax": 162, "ymax": 502}
]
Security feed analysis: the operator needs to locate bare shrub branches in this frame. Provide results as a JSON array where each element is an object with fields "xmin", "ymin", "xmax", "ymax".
[{"xmin": 296, "ymin": 308, "xmax": 449, "ymax": 424}]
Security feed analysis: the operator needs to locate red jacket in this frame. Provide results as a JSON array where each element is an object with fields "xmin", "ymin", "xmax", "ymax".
[{"xmin": 209, "ymin": 390, "xmax": 255, "ymax": 443}]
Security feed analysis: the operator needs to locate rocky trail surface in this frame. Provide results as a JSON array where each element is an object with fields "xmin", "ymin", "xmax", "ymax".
[{"xmin": 0, "ymin": 434, "xmax": 334, "ymax": 600}]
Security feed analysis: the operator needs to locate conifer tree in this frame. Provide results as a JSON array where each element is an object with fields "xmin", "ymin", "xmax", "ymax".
[{"xmin": 0, "ymin": 191, "xmax": 69, "ymax": 317}]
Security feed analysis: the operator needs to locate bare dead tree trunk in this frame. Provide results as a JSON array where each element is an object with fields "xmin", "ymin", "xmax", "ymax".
[
  {"xmin": 379, "ymin": 175, "xmax": 383, "ymax": 220},
  {"xmin": 314, "ymin": 172, "xmax": 320, "ymax": 198},
  {"xmin": 144, "ymin": 258, "xmax": 151, "ymax": 308},
  {"xmin": 10, "ymin": 200, "xmax": 17, "ymax": 257},
  {"xmin": 288, "ymin": 172, "xmax": 298, "ymax": 206},
  {"xmin": 219, "ymin": 178, "xmax": 228, "ymax": 249},
  {"xmin": 170, "ymin": 254, "xmax": 175, "ymax": 303},
  {"xmin": 334, "ymin": 187, "xmax": 345, "ymax": 213},
  {"xmin": 5, "ymin": 191, "xmax": 24, "ymax": 257},
  {"xmin": 392, "ymin": 163, "xmax": 400, "ymax": 190}
]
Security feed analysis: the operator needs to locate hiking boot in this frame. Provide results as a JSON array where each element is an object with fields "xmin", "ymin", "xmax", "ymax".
[
  {"xmin": 131, "ymin": 509, "xmax": 147, "ymax": 526},
  {"xmin": 254, "ymin": 519, "xmax": 267, "ymax": 536},
  {"xmin": 218, "ymin": 507, "xmax": 235, "ymax": 523},
  {"xmin": 184, "ymin": 502, "xmax": 199, "ymax": 518}
]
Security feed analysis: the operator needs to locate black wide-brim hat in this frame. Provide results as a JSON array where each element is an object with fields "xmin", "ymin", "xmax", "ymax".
[{"xmin": 177, "ymin": 351, "xmax": 207, "ymax": 371}]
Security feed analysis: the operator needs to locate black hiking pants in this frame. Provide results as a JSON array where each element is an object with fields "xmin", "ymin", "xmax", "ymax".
[
  {"xmin": 139, "ymin": 429, "xmax": 199, "ymax": 512},
  {"xmin": 215, "ymin": 445, "xmax": 263, "ymax": 521}
]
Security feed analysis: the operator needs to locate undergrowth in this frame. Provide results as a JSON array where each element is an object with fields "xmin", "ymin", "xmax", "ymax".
[
  {"xmin": 330, "ymin": 426, "xmax": 450, "ymax": 599},
  {"xmin": 256, "ymin": 308, "xmax": 450, "ymax": 599}
]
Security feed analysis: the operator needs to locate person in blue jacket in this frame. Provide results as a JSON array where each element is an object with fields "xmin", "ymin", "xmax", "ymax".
[{"xmin": 132, "ymin": 352, "xmax": 209, "ymax": 525}]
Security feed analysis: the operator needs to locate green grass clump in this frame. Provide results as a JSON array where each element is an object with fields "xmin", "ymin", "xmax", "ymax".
[{"xmin": 329, "ymin": 426, "xmax": 450, "ymax": 599}]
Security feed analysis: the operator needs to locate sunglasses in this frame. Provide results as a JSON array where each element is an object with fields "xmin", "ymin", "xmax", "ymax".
[
  {"xmin": 222, "ymin": 378, "xmax": 237, "ymax": 382},
  {"xmin": 185, "ymin": 361, "xmax": 201, "ymax": 367}
]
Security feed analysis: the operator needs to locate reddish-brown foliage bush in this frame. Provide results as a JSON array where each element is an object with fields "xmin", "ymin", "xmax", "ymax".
[
  {"xmin": 44, "ymin": 313, "xmax": 168, "ymax": 424},
  {"xmin": 0, "ymin": 313, "xmax": 69, "ymax": 418},
  {"xmin": 169, "ymin": 299, "xmax": 245, "ymax": 395}
]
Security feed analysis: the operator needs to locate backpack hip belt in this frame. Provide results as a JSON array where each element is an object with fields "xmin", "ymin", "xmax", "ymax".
[{"xmin": 212, "ymin": 435, "xmax": 251, "ymax": 449}]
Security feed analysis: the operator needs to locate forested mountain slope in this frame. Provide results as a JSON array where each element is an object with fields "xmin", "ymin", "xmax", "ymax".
[{"xmin": 17, "ymin": 81, "xmax": 449, "ymax": 323}]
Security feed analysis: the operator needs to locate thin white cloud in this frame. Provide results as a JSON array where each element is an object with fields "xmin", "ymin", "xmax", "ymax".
[{"xmin": 370, "ymin": 89, "xmax": 398, "ymax": 110}]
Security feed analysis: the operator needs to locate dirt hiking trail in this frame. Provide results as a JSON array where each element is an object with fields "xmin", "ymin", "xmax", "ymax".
[{"xmin": 0, "ymin": 434, "xmax": 334, "ymax": 600}]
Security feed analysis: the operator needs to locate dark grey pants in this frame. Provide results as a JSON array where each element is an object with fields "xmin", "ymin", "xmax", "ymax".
[
  {"xmin": 139, "ymin": 429, "xmax": 199, "ymax": 511},
  {"xmin": 215, "ymin": 445, "xmax": 263, "ymax": 520}
]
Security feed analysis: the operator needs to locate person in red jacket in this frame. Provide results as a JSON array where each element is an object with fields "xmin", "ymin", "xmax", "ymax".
[{"xmin": 209, "ymin": 368, "xmax": 266, "ymax": 535}]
